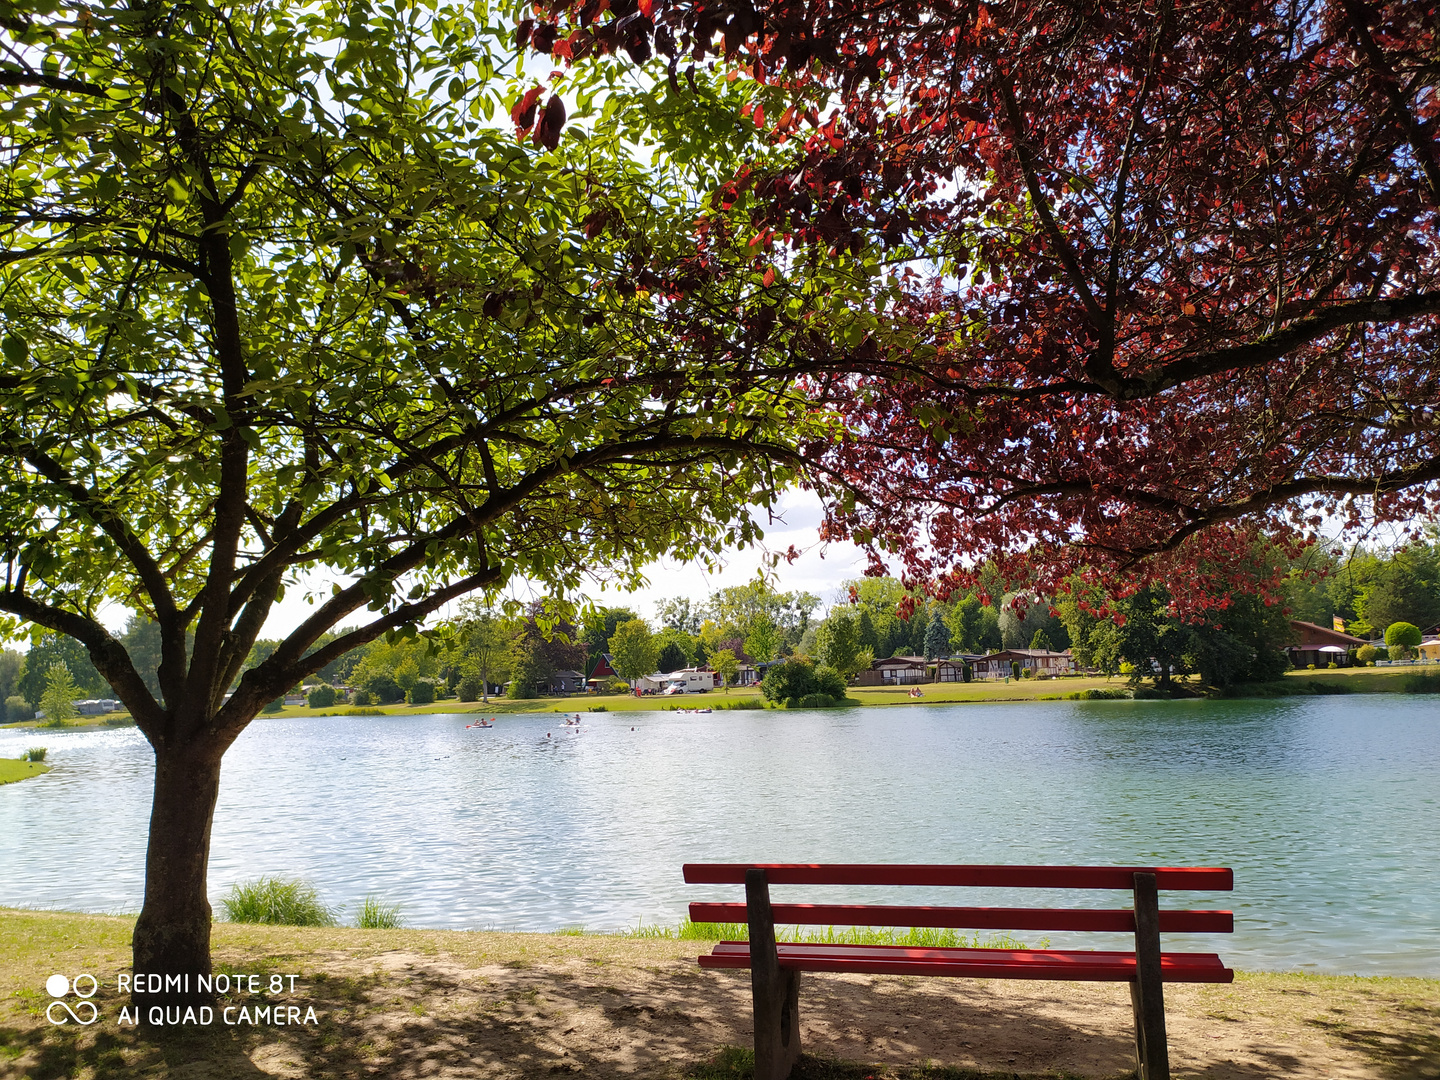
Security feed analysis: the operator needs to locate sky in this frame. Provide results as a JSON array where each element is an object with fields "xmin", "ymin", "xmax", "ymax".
[{"xmin": 253, "ymin": 486, "xmax": 874, "ymax": 639}]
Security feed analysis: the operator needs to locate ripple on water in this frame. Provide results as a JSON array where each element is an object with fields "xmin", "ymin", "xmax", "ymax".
[{"xmin": 0, "ymin": 697, "xmax": 1436, "ymax": 974}]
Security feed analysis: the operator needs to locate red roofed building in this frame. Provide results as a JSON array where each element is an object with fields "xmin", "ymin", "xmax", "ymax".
[{"xmin": 1285, "ymin": 620, "xmax": 1370, "ymax": 668}]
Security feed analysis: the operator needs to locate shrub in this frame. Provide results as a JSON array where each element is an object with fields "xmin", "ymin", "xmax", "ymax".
[
  {"xmin": 1010, "ymin": 661, "xmax": 1021, "ymax": 678},
  {"xmin": 351, "ymin": 689, "xmax": 373, "ymax": 706},
  {"xmin": 344, "ymin": 707, "xmax": 384, "ymax": 716},
  {"xmin": 354, "ymin": 895, "xmax": 404, "ymax": 929},
  {"xmin": 1132, "ymin": 686, "xmax": 1164, "ymax": 700},
  {"xmin": 1384, "ymin": 621, "xmax": 1422, "ymax": 658},
  {"xmin": 307, "ymin": 684, "xmax": 338, "ymax": 708},
  {"xmin": 1356, "ymin": 644, "xmax": 1377, "ymax": 664},
  {"xmin": 1066, "ymin": 688, "xmax": 1128, "ymax": 701},
  {"xmin": 605, "ymin": 678, "xmax": 630, "ymax": 694},
  {"xmin": 760, "ymin": 659, "xmax": 816, "ymax": 703},
  {"xmin": 1327, "ymin": 661, "xmax": 1337, "ymax": 669},
  {"xmin": 1020, "ymin": 667, "xmax": 1034, "ymax": 679},
  {"xmin": 1306, "ymin": 663, "xmax": 1316, "ymax": 670},
  {"xmin": 363, "ymin": 674, "xmax": 404, "ymax": 704},
  {"xmin": 1119, "ymin": 662, "xmax": 1137, "ymax": 675},
  {"xmin": 220, "ymin": 877, "xmax": 336, "ymax": 926},
  {"xmin": 24, "ymin": 747, "xmax": 46, "ymax": 761},
  {"xmin": 1036, "ymin": 670, "xmax": 1051, "ymax": 680},
  {"xmin": 4, "ymin": 695, "xmax": 29, "ymax": 724},
  {"xmin": 812, "ymin": 664, "xmax": 848, "ymax": 700},
  {"xmin": 457, "ymin": 674, "xmax": 483, "ymax": 702},
  {"xmin": 407, "ymin": 678, "xmax": 436, "ymax": 705},
  {"xmin": 792, "ymin": 693, "xmax": 838, "ymax": 708},
  {"xmin": 261, "ymin": 697, "xmax": 284, "ymax": 713}
]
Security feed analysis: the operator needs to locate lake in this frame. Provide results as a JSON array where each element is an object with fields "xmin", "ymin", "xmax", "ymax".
[{"xmin": 1, "ymin": 696, "xmax": 1436, "ymax": 975}]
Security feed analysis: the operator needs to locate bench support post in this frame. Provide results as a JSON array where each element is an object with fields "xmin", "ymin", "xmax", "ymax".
[
  {"xmin": 1131, "ymin": 871, "xmax": 1170, "ymax": 1080},
  {"xmin": 746, "ymin": 868, "xmax": 802, "ymax": 1080}
]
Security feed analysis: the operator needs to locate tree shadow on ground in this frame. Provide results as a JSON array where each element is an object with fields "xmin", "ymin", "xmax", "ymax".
[
  {"xmin": 0, "ymin": 1020, "xmax": 276, "ymax": 1080},
  {"xmin": 3, "ymin": 959, "xmax": 1428, "ymax": 1080},
  {"xmin": 1304, "ymin": 997, "xmax": 1440, "ymax": 1080},
  {"xmin": 277, "ymin": 959, "xmax": 1329, "ymax": 1080}
]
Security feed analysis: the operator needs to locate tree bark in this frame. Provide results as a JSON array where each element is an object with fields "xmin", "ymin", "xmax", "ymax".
[{"xmin": 131, "ymin": 737, "xmax": 224, "ymax": 1009}]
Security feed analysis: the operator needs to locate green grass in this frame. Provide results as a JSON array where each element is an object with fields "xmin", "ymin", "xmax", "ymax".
[
  {"xmin": 0, "ymin": 759, "xmax": 50, "ymax": 785},
  {"xmin": 354, "ymin": 894, "xmax": 404, "ymax": 929},
  {"xmin": 23, "ymin": 746, "xmax": 46, "ymax": 761},
  {"xmin": 219, "ymin": 877, "xmax": 337, "ymax": 926},
  {"xmin": 630, "ymin": 920, "xmax": 1036, "ymax": 949},
  {"xmin": 1403, "ymin": 670, "xmax": 1440, "ymax": 693}
]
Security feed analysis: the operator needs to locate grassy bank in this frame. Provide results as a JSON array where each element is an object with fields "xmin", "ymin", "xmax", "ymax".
[
  {"xmin": 2, "ymin": 665, "xmax": 1430, "ymax": 731},
  {"xmin": 1, "ymin": 714, "xmax": 134, "ymax": 730},
  {"xmin": 1, "ymin": 908, "xmax": 1437, "ymax": 1080},
  {"xmin": 0, "ymin": 759, "xmax": 50, "ymax": 785}
]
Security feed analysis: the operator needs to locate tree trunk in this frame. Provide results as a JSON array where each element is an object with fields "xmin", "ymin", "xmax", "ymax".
[{"xmin": 131, "ymin": 737, "xmax": 224, "ymax": 1009}]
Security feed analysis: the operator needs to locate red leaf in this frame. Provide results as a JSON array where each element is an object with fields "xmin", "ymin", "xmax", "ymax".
[
  {"xmin": 762, "ymin": 267, "xmax": 776, "ymax": 287},
  {"xmin": 511, "ymin": 86, "xmax": 543, "ymax": 128},
  {"xmin": 534, "ymin": 94, "xmax": 567, "ymax": 150}
]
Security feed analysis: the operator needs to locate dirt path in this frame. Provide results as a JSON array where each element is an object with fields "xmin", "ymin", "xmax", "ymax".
[{"xmin": 2, "ymin": 914, "xmax": 1436, "ymax": 1079}]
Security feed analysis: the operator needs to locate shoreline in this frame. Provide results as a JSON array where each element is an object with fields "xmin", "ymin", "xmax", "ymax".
[
  {"xmin": 2, "ymin": 908, "xmax": 1436, "ymax": 1079},
  {"xmin": 0, "ymin": 759, "xmax": 50, "ymax": 785},
  {"xmin": 2, "ymin": 666, "xmax": 1429, "ymax": 728}
]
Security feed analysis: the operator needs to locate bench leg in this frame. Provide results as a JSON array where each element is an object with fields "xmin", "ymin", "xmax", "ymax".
[
  {"xmin": 747, "ymin": 869, "xmax": 803, "ymax": 1080},
  {"xmin": 1131, "ymin": 872, "xmax": 1170, "ymax": 1080}
]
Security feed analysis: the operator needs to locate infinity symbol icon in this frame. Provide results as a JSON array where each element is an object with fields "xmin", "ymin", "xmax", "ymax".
[{"xmin": 46, "ymin": 999, "xmax": 99, "ymax": 1025}]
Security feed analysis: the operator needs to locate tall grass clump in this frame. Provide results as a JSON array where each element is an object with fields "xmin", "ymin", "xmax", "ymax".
[
  {"xmin": 1403, "ymin": 671, "xmax": 1440, "ymax": 694},
  {"xmin": 220, "ymin": 877, "xmax": 336, "ymax": 926},
  {"xmin": 354, "ymin": 895, "xmax": 404, "ymax": 929},
  {"xmin": 23, "ymin": 747, "xmax": 46, "ymax": 762}
]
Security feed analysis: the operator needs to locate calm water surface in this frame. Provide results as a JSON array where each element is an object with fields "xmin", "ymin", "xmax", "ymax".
[{"xmin": 1, "ymin": 697, "xmax": 1436, "ymax": 975}]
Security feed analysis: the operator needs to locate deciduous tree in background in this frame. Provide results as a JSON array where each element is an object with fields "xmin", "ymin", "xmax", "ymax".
[
  {"xmin": 538, "ymin": 0, "xmax": 1440, "ymax": 608},
  {"xmin": 711, "ymin": 648, "xmax": 740, "ymax": 691},
  {"xmin": 0, "ymin": 0, "xmax": 859, "ymax": 1003},
  {"xmin": 39, "ymin": 662, "xmax": 79, "ymax": 723},
  {"xmin": 608, "ymin": 619, "xmax": 660, "ymax": 684}
]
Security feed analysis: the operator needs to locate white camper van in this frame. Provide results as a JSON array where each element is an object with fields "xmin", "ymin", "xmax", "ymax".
[{"xmin": 660, "ymin": 668, "xmax": 715, "ymax": 694}]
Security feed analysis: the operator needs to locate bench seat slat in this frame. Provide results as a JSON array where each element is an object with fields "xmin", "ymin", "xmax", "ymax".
[
  {"xmin": 698, "ymin": 941, "xmax": 1234, "ymax": 984},
  {"xmin": 688, "ymin": 902, "xmax": 1233, "ymax": 934},
  {"xmin": 683, "ymin": 863, "xmax": 1233, "ymax": 891}
]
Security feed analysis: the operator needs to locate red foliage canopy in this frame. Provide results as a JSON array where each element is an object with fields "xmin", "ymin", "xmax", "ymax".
[{"xmin": 530, "ymin": 0, "xmax": 1440, "ymax": 607}]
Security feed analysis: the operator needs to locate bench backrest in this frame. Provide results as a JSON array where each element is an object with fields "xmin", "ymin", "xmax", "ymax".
[
  {"xmin": 685, "ymin": 864, "xmax": 1231, "ymax": 889},
  {"xmin": 684, "ymin": 863, "xmax": 1234, "ymax": 934}
]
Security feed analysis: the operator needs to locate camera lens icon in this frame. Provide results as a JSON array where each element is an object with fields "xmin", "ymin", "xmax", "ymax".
[{"xmin": 46, "ymin": 974, "xmax": 99, "ymax": 1025}]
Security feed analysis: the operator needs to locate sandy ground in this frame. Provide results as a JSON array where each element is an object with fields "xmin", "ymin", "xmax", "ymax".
[{"xmin": 2, "ymin": 915, "xmax": 1437, "ymax": 1079}]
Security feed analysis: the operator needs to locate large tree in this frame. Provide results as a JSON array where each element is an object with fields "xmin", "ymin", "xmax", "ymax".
[
  {"xmin": 0, "ymin": 0, "xmax": 856, "ymax": 1004},
  {"xmin": 538, "ymin": 0, "xmax": 1440, "ymax": 607}
]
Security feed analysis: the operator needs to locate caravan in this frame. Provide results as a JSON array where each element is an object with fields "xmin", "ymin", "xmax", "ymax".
[{"xmin": 659, "ymin": 668, "xmax": 717, "ymax": 694}]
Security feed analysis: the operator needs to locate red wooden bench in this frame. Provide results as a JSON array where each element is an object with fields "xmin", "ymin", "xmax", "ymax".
[{"xmin": 684, "ymin": 863, "xmax": 1234, "ymax": 1080}]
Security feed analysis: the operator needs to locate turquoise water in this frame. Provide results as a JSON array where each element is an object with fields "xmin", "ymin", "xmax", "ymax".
[{"xmin": 0, "ymin": 697, "xmax": 1436, "ymax": 975}]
